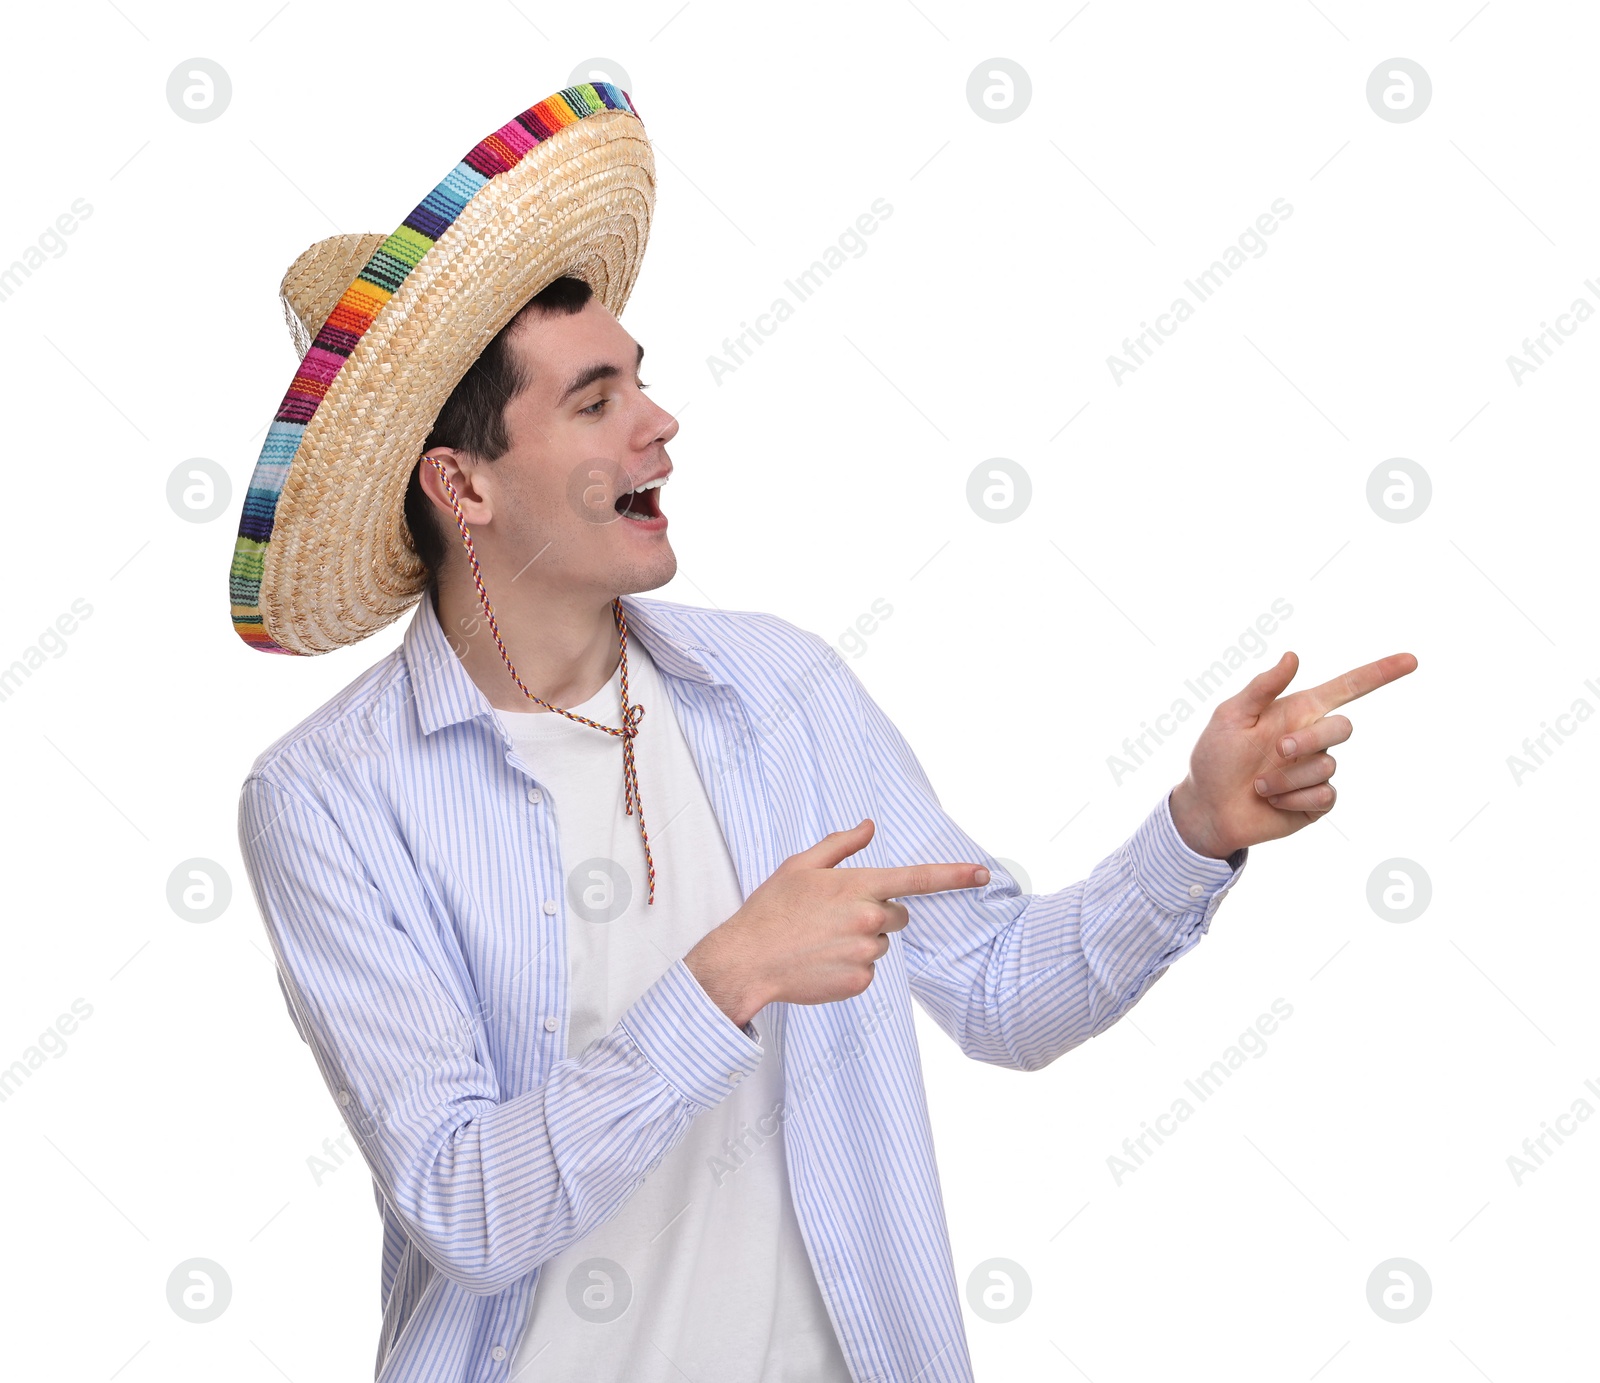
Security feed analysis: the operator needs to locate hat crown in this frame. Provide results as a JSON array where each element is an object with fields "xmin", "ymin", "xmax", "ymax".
[{"xmin": 279, "ymin": 232, "xmax": 389, "ymax": 358}]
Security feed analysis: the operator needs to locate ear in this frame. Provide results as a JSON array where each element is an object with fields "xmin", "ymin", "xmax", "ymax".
[{"xmin": 420, "ymin": 447, "xmax": 494, "ymax": 527}]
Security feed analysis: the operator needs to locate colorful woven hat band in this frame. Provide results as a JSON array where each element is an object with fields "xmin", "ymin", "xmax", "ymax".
[{"xmin": 229, "ymin": 82, "xmax": 645, "ymax": 654}]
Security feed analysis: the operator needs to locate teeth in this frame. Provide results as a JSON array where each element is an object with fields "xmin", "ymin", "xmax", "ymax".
[{"xmin": 616, "ymin": 473, "xmax": 665, "ymax": 522}]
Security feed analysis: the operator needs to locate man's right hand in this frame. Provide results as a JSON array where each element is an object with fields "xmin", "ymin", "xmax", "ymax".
[{"xmin": 684, "ymin": 819, "xmax": 991, "ymax": 1030}]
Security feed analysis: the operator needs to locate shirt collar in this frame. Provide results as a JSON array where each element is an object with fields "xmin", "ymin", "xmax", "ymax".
[{"xmin": 402, "ymin": 585, "xmax": 722, "ymax": 737}]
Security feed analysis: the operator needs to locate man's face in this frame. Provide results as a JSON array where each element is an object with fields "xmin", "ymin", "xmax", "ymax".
[{"xmin": 466, "ymin": 296, "xmax": 679, "ymax": 601}]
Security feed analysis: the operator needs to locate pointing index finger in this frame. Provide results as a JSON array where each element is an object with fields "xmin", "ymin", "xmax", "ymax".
[
  {"xmin": 860, "ymin": 863, "xmax": 991, "ymax": 900},
  {"xmin": 1303, "ymin": 652, "xmax": 1418, "ymax": 713}
]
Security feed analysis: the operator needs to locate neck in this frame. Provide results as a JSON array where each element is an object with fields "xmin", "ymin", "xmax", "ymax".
[{"xmin": 432, "ymin": 574, "xmax": 623, "ymax": 715}]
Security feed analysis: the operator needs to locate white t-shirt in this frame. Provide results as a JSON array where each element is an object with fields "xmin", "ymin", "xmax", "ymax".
[{"xmin": 498, "ymin": 637, "xmax": 854, "ymax": 1383}]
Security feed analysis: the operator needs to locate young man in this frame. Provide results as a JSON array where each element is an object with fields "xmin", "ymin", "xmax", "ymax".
[{"xmin": 232, "ymin": 86, "xmax": 1415, "ymax": 1383}]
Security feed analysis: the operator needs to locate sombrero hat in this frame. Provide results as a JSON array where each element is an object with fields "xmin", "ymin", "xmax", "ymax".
[{"xmin": 227, "ymin": 82, "xmax": 654, "ymax": 656}]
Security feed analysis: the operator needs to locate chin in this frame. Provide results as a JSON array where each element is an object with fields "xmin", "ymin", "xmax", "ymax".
[{"xmin": 616, "ymin": 549, "xmax": 677, "ymax": 596}]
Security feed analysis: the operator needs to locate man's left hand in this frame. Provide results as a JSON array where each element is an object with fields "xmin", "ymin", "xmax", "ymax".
[{"xmin": 1168, "ymin": 650, "xmax": 1418, "ymax": 860}]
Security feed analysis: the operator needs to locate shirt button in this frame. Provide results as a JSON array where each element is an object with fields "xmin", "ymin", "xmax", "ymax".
[
  {"xmin": 490, "ymin": 1345, "xmax": 507, "ymax": 1361},
  {"xmin": 336, "ymin": 1089, "xmax": 351, "ymax": 1106},
  {"xmin": 1187, "ymin": 883, "xmax": 1205, "ymax": 900},
  {"xmin": 527, "ymin": 787, "xmax": 542, "ymax": 804},
  {"xmin": 544, "ymin": 1016, "xmax": 559, "ymax": 1033},
  {"xmin": 728, "ymin": 1071, "xmax": 744, "ymax": 1085},
  {"xmin": 543, "ymin": 899, "xmax": 558, "ymax": 915}
]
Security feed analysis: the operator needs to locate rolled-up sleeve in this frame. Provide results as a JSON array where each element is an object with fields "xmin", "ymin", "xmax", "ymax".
[
  {"xmin": 825, "ymin": 646, "xmax": 1248, "ymax": 1072},
  {"xmin": 238, "ymin": 772, "xmax": 764, "ymax": 1297}
]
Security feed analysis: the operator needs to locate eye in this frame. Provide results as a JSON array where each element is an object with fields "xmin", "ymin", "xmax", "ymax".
[{"xmin": 579, "ymin": 379, "xmax": 649, "ymax": 417}]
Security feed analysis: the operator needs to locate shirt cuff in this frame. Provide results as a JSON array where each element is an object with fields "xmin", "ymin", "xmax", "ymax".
[
  {"xmin": 1125, "ymin": 790, "xmax": 1249, "ymax": 917},
  {"xmin": 619, "ymin": 957, "xmax": 765, "ymax": 1110}
]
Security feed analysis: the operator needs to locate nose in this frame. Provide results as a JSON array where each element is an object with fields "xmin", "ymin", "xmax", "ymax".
[{"xmin": 645, "ymin": 392, "xmax": 680, "ymax": 445}]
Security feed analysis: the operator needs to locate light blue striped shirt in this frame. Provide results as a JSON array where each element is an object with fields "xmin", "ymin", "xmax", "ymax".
[{"xmin": 237, "ymin": 589, "xmax": 1247, "ymax": 1382}]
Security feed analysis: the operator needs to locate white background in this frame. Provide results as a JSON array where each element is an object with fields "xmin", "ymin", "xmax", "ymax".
[{"xmin": 1, "ymin": 1, "xmax": 1594, "ymax": 1379}]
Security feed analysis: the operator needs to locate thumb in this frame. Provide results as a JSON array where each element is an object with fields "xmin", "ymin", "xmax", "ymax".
[
  {"xmin": 778, "ymin": 818, "xmax": 876, "ymax": 873},
  {"xmin": 1228, "ymin": 650, "xmax": 1299, "ymax": 718}
]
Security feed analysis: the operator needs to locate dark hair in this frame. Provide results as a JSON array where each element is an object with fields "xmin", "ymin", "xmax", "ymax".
[{"xmin": 404, "ymin": 274, "xmax": 595, "ymax": 582}]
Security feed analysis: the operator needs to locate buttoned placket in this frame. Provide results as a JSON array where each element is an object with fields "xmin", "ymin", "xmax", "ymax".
[
  {"xmin": 502, "ymin": 734, "xmax": 566, "ymax": 1047},
  {"xmin": 478, "ymin": 1290, "xmax": 535, "ymax": 1381},
  {"xmin": 473, "ymin": 727, "xmax": 564, "ymax": 1380}
]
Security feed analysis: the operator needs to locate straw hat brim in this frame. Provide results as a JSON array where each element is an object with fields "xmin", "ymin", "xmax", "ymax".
[{"xmin": 229, "ymin": 84, "xmax": 653, "ymax": 656}]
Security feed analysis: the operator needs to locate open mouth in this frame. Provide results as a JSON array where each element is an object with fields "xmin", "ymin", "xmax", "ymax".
[{"xmin": 613, "ymin": 477, "xmax": 665, "ymax": 522}]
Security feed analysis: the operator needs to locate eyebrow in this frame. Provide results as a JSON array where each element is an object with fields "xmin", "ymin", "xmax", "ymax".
[{"xmin": 556, "ymin": 341, "xmax": 645, "ymax": 407}]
